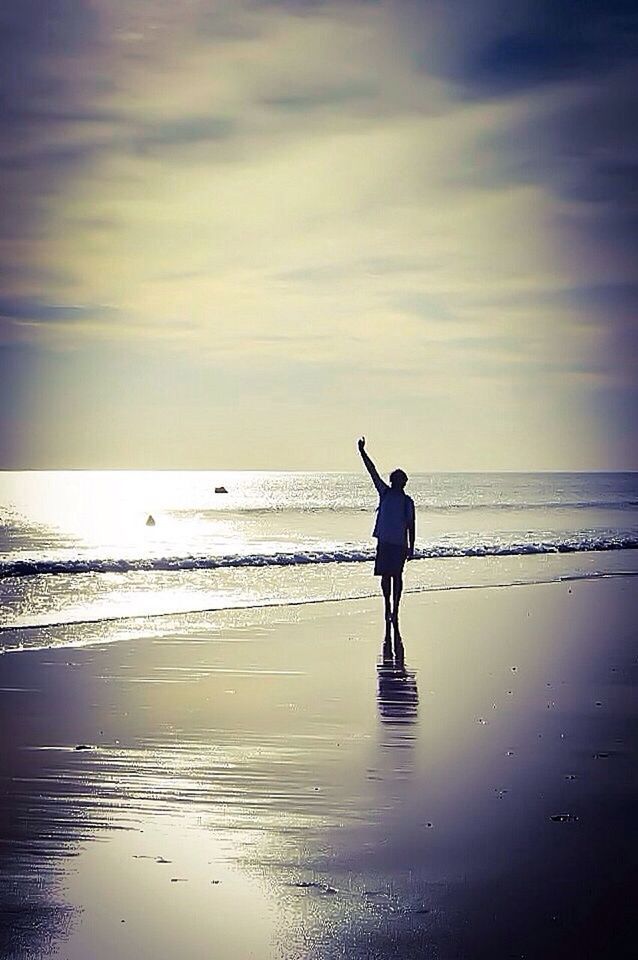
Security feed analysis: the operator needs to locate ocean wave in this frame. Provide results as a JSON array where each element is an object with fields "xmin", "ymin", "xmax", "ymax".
[
  {"xmin": 431, "ymin": 499, "xmax": 638, "ymax": 512},
  {"xmin": 169, "ymin": 498, "xmax": 638, "ymax": 516},
  {"xmin": 2, "ymin": 534, "xmax": 638, "ymax": 578}
]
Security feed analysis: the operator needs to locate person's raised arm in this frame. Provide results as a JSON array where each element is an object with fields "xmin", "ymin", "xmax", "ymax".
[{"xmin": 357, "ymin": 437, "xmax": 387, "ymax": 494}]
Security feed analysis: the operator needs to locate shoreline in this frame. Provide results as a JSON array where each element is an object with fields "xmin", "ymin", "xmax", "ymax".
[
  {"xmin": 1, "ymin": 576, "xmax": 636, "ymax": 958},
  {"xmin": 2, "ymin": 551, "xmax": 637, "ymax": 652}
]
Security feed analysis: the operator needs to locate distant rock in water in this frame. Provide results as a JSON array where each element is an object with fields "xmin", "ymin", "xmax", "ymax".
[
  {"xmin": 214, "ymin": 486, "xmax": 228, "ymax": 494},
  {"xmin": 145, "ymin": 514, "xmax": 156, "ymax": 526}
]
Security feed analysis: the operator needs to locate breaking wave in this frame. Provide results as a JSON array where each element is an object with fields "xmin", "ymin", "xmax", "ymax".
[{"xmin": 3, "ymin": 534, "xmax": 638, "ymax": 579}]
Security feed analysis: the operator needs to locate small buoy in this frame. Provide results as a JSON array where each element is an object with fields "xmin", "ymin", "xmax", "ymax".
[
  {"xmin": 146, "ymin": 514, "xmax": 156, "ymax": 526},
  {"xmin": 214, "ymin": 486, "xmax": 228, "ymax": 494}
]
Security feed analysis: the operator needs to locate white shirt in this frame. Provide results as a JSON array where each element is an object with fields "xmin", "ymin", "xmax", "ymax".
[{"xmin": 372, "ymin": 479, "xmax": 415, "ymax": 546}]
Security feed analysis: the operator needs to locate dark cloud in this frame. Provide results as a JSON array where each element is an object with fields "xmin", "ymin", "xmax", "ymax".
[
  {"xmin": 128, "ymin": 115, "xmax": 235, "ymax": 153},
  {"xmin": 0, "ymin": 1, "xmax": 104, "ymax": 256},
  {"xmin": 261, "ymin": 80, "xmax": 376, "ymax": 112},
  {"xmin": 542, "ymin": 70, "xmax": 636, "ymax": 193},
  {"xmin": 442, "ymin": 29, "xmax": 637, "ymax": 329},
  {"xmin": 493, "ymin": 281, "xmax": 638, "ymax": 383},
  {"xmin": 460, "ymin": 73, "xmax": 638, "ymax": 212},
  {"xmin": 1, "ymin": 112, "xmax": 236, "ymax": 171},
  {"xmin": 0, "ymin": 296, "xmax": 116, "ymax": 325},
  {"xmin": 416, "ymin": 0, "xmax": 638, "ymax": 95},
  {"xmin": 0, "ymin": 1, "xmax": 101, "ymax": 104},
  {"xmin": 564, "ymin": 284, "xmax": 638, "ymax": 372},
  {"xmin": 464, "ymin": 12, "xmax": 635, "ymax": 95},
  {"xmin": 0, "ymin": 106, "xmax": 123, "ymax": 127},
  {"xmin": 0, "ymin": 262, "xmax": 73, "ymax": 287},
  {"xmin": 0, "ymin": 141, "xmax": 98, "ymax": 175},
  {"xmin": 0, "ymin": 1, "xmax": 103, "ymax": 161},
  {"xmin": 552, "ymin": 283, "xmax": 638, "ymax": 316},
  {"xmin": 481, "ymin": 282, "xmax": 638, "ymax": 317}
]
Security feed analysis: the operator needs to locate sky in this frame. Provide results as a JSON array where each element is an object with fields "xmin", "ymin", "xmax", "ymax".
[{"xmin": 0, "ymin": 0, "xmax": 636, "ymax": 471}]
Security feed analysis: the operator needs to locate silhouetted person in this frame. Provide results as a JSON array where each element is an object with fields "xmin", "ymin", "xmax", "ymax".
[{"xmin": 358, "ymin": 437, "xmax": 415, "ymax": 664}]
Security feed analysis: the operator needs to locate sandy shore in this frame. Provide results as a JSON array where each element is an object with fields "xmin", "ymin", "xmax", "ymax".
[{"xmin": 1, "ymin": 575, "xmax": 636, "ymax": 959}]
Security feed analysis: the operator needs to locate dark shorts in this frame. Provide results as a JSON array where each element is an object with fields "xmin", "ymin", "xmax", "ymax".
[{"xmin": 374, "ymin": 541, "xmax": 408, "ymax": 576}]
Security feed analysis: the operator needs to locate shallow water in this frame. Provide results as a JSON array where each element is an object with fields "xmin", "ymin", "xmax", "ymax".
[{"xmin": 1, "ymin": 471, "xmax": 637, "ymax": 651}]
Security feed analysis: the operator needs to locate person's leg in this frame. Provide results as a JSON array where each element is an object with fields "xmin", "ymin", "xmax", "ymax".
[
  {"xmin": 391, "ymin": 573, "xmax": 404, "ymax": 661},
  {"xmin": 381, "ymin": 574, "xmax": 392, "ymax": 645}
]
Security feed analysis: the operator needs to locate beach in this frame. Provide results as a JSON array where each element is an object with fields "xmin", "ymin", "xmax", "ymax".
[
  {"xmin": 1, "ymin": 574, "xmax": 636, "ymax": 959},
  {"xmin": 2, "ymin": 0, "xmax": 637, "ymax": 950},
  {"xmin": 2, "ymin": 0, "xmax": 637, "ymax": 954}
]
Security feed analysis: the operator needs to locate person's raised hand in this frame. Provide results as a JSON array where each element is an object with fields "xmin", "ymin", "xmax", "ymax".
[{"xmin": 357, "ymin": 436, "xmax": 366, "ymax": 452}]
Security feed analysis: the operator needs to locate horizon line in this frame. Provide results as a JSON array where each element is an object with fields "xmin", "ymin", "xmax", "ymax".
[{"xmin": 1, "ymin": 467, "xmax": 637, "ymax": 475}]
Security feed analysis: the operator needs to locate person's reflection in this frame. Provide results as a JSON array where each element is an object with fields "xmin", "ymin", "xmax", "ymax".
[
  {"xmin": 377, "ymin": 653, "xmax": 419, "ymax": 725},
  {"xmin": 373, "ymin": 652, "xmax": 419, "ymax": 805}
]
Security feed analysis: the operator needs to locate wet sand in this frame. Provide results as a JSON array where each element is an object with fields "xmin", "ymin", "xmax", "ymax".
[{"xmin": 0, "ymin": 576, "xmax": 636, "ymax": 959}]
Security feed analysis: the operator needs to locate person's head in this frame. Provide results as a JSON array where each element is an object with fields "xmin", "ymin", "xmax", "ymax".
[{"xmin": 389, "ymin": 468, "xmax": 408, "ymax": 490}]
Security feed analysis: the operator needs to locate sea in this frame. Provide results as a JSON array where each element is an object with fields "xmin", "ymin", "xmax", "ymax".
[{"xmin": 1, "ymin": 471, "xmax": 637, "ymax": 653}]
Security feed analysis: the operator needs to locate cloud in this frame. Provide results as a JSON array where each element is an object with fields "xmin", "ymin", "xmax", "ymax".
[
  {"xmin": 0, "ymin": 295, "xmax": 117, "ymax": 324},
  {"xmin": 0, "ymin": 0, "xmax": 636, "ymax": 467},
  {"xmin": 0, "ymin": 1, "xmax": 104, "ymax": 226},
  {"xmin": 409, "ymin": 0, "xmax": 638, "ymax": 94},
  {"xmin": 128, "ymin": 115, "xmax": 235, "ymax": 151},
  {"xmin": 260, "ymin": 80, "xmax": 377, "ymax": 112}
]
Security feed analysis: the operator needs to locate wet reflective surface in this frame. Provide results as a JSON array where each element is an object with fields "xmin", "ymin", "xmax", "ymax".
[
  {"xmin": 377, "ymin": 660, "xmax": 419, "ymax": 724},
  {"xmin": 1, "ymin": 578, "xmax": 637, "ymax": 958}
]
